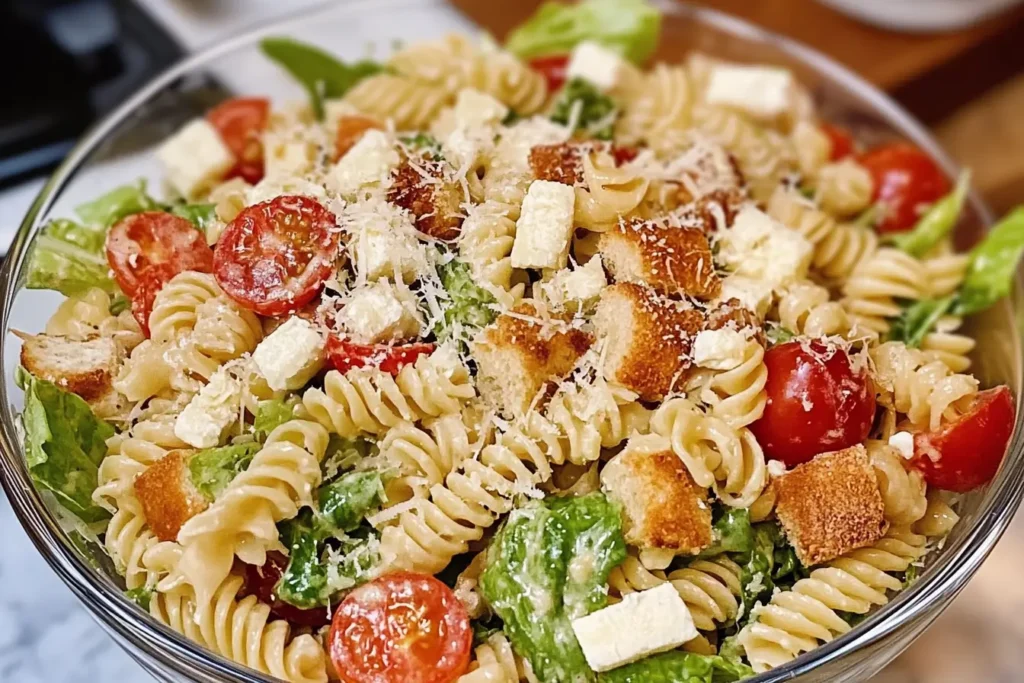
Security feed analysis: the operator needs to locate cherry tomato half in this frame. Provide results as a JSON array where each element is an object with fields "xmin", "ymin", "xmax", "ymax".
[
  {"xmin": 528, "ymin": 54, "xmax": 570, "ymax": 92},
  {"xmin": 326, "ymin": 337, "xmax": 435, "ymax": 376},
  {"xmin": 912, "ymin": 386, "xmax": 1015, "ymax": 492},
  {"xmin": 213, "ymin": 195, "xmax": 341, "ymax": 316},
  {"xmin": 240, "ymin": 552, "xmax": 331, "ymax": 628},
  {"xmin": 329, "ymin": 571, "xmax": 472, "ymax": 683},
  {"xmin": 820, "ymin": 123, "xmax": 855, "ymax": 161},
  {"xmin": 207, "ymin": 97, "xmax": 270, "ymax": 185},
  {"xmin": 858, "ymin": 142, "xmax": 951, "ymax": 234},
  {"xmin": 130, "ymin": 264, "xmax": 177, "ymax": 337},
  {"xmin": 334, "ymin": 115, "xmax": 382, "ymax": 162},
  {"xmin": 106, "ymin": 211, "xmax": 214, "ymax": 296},
  {"xmin": 750, "ymin": 340, "xmax": 875, "ymax": 467}
]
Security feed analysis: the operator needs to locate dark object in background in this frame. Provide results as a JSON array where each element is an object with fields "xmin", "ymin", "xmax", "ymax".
[{"xmin": 0, "ymin": 0, "xmax": 183, "ymax": 189}]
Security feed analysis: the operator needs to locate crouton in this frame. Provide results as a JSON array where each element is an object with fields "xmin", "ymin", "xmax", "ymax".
[
  {"xmin": 775, "ymin": 445, "xmax": 888, "ymax": 566},
  {"xmin": 677, "ymin": 142, "xmax": 745, "ymax": 202},
  {"xmin": 593, "ymin": 283, "xmax": 703, "ymax": 401},
  {"xmin": 388, "ymin": 156, "xmax": 464, "ymax": 240},
  {"xmin": 334, "ymin": 114, "xmax": 382, "ymax": 161},
  {"xmin": 472, "ymin": 301, "xmax": 593, "ymax": 418},
  {"xmin": 686, "ymin": 188, "xmax": 747, "ymax": 232},
  {"xmin": 601, "ymin": 433, "xmax": 712, "ymax": 554},
  {"xmin": 599, "ymin": 220, "xmax": 721, "ymax": 299},
  {"xmin": 529, "ymin": 142, "xmax": 606, "ymax": 185},
  {"xmin": 19, "ymin": 333, "xmax": 129, "ymax": 418},
  {"xmin": 705, "ymin": 298, "xmax": 765, "ymax": 346},
  {"xmin": 134, "ymin": 449, "xmax": 207, "ymax": 542}
]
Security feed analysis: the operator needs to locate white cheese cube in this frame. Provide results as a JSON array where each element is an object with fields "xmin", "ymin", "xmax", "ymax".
[
  {"xmin": 263, "ymin": 132, "xmax": 317, "ymax": 179},
  {"xmin": 571, "ymin": 583, "xmax": 698, "ymax": 672},
  {"xmin": 174, "ymin": 367, "xmax": 240, "ymax": 448},
  {"xmin": 717, "ymin": 206, "xmax": 812, "ymax": 291},
  {"xmin": 325, "ymin": 129, "xmax": 399, "ymax": 199},
  {"xmin": 541, "ymin": 256, "xmax": 607, "ymax": 309},
  {"xmin": 246, "ymin": 176, "xmax": 327, "ymax": 206},
  {"xmin": 252, "ymin": 318, "xmax": 326, "ymax": 391},
  {"xmin": 705, "ymin": 64, "xmax": 796, "ymax": 121},
  {"xmin": 443, "ymin": 127, "xmax": 485, "ymax": 175},
  {"xmin": 156, "ymin": 119, "xmax": 234, "ymax": 199},
  {"xmin": 692, "ymin": 328, "xmax": 749, "ymax": 371},
  {"xmin": 718, "ymin": 275, "xmax": 773, "ymax": 319},
  {"xmin": 511, "ymin": 180, "xmax": 576, "ymax": 270},
  {"xmin": 888, "ymin": 431, "xmax": 915, "ymax": 460},
  {"xmin": 566, "ymin": 41, "xmax": 625, "ymax": 92},
  {"xmin": 347, "ymin": 201, "xmax": 425, "ymax": 283},
  {"xmin": 453, "ymin": 89, "xmax": 509, "ymax": 129},
  {"xmin": 338, "ymin": 282, "xmax": 422, "ymax": 344}
]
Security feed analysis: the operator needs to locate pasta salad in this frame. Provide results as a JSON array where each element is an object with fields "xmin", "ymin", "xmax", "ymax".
[{"xmin": 14, "ymin": 0, "xmax": 1024, "ymax": 681}]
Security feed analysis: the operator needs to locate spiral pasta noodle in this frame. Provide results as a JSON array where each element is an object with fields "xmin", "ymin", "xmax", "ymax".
[
  {"xmin": 574, "ymin": 150, "xmax": 650, "ymax": 231},
  {"xmin": 459, "ymin": 201, "xmax": 526, "ymax": 308},
  {"xmin": 913, "ymin": 491, "xmax": 960, "ymax": 537},
  {"xmin": 738, "ymin": 527, "xmax": 926, "ymax": 673},
  {"xmin": 476, "ymin": 51, "xmax": 547, "ymax": 116},
  {"xmin": 388, "ymin": 34, "xmax": 479, "ymax": 97},
  {"xmin": 380, "ymin": 412, "xmax": 484, "ymax": 504},
  {"xmin": 867, "ymin": 440, "xmax": 927, "ymax": 527},
  {"xmin": 459, "ymin": 632, "xmax": 537, "ymax": 683},
  {"xmin": 45, "ymin": 286, "xmax": 143, "ymax": 349},
  {"xmin": 688, "ymin": 337, "xmax": 768, "ymax": 428},
  {"xmin": 790, "ymin": 120, "xmax": 831, "ymax": 181},
  {"xmin": 94, "ymin": 416, "xmax": 187, "ymax": 514},
  {"xmin": 616, "ymin": 63, "xmax": 692, "ymax": 154},
  {"xmin": 151, "ymin": 574, "xmax": 328, "ymax": 683},
  {"xmin": 344, "ymin": 74, "xmax": 449, "ymax": 130},
  {"xmin": 105, "ymin": 507, "xmax": 161, "ymax": 590},
  {"xmin": 842, "ymin": 248, "xmax": 926, "ymax": 334},
  {"xmin": 776, "ymin": 281, "xmax": 855, "ymax": 339},
  {"xmin": 814, "ymin": 159, "xmax": 874, "ymax": 218}
]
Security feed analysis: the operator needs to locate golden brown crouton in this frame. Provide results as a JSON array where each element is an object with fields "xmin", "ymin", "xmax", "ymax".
[
  {"xmin": 601, "ymin": 433, "xmax": 712, "ymax": 554},
  {"xmin": 593, "ymin": 283, "xmax": 703, "ymax": 401},
  {"xmin": 599, "ymin": 221, "xmax": 721, "ymax": 299},
  {"xmin": 705, "ymin": 298, "xmax": 765, "ymax": 346},
  {"xmin": 687, "ymin": 188, "xmax": 747, "ymax": 231},
  {"xmin": 134, "ymin": 449, "xmax": 207, "ymax": 542},
  {"xmin": 19, "ymin": 333, "xmax": 129, "ymax": 418},
  {"xmin": 472, "ymin": 301, "xmax": 593, "ymax": 418},
  {"xmin": 388, "ymin": 156, "xmax": 464, "ymax": 240},
  {"xmin": 334, "ymin": 114, "xmax": 382, "ymax": 161},
  {"xmin": 529, "ymin": 142, "xmax": 606, "ymax": 185},
  {"xmin": 775, "ymin": 445, "xmax": 888, "ymax": 566}
]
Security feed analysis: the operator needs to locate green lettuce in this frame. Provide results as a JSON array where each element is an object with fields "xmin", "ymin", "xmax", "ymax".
[
  {"xmin": 17, "ymin": 368, "xmax": 114, "ymax": 523},
  {"xmin": 765, "ymin": 325, "xmax": 796, "ymax": 346},
  {"xmin": 598, "ymin": 651, "xmax": 753, "ymax": 683},
  {"xmin": 400, "ymin": 132, "xmax": 444, "ymax": 161},
  {"xmin": 480, "ymin": 493, "xmax": 626, "ymax": 683},
  {"xmin": 187, "ymin": 443, "xmax": 261, "ymax": 500},
  {"xmin": 505, "ymin": 0, "xmax": 662, "ymax": 65},
  {"xmin": 75, "ymin": 181, "xmax": 161, "ymax": 227},
  {"xmin": 699, "ymin": 507, "xmax": 754, "ymax": 558},
  {"xmin": 322, "ymin": 436, "xmax": 378, "ymax": 481},
  {"xmin": 170, "ymin": 203, "xmax": 217, "ymax": 233},
  {"xmin": 550, "ymin": 78, "xmax": 618, "ymax": 140},
  {"xmin": 889, "ymin": 171, "xmax": 970, "ymax": 257},
  {"xmin": 25, "ymin": 218, "xmax": 114, "ymax": 296},
  {"xmin": 952, "ymin": 207, "xmax": 1024, "ymax": 316},
  {"xmin": 319, "ymin": 470, "xmax": 387, "ymax": 532},
  {"xmin": 253, "ymin": 397, "xmax": 299, "ymax": 441},
  {"xmin": 886, "ymin": 297, "xmax": 955, "ymax": 348},
  {"xmin": 125, "ymin": 587, "xmax": 153, "ymax": 611},
  {"xmin": 435, "ymin": 256, "xmax": 498, "ymax": 342},
  {"xmin": 261, "ymin": 37, "xmax": 385, "ymax": 118}
]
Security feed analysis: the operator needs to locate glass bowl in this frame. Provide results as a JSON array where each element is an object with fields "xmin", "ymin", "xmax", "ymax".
[{"xmin": 1, "ymin": 1, "xmax": 1022, "ymax": 681}]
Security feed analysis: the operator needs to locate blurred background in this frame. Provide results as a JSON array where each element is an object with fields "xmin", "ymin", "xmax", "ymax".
[{"xmin": 1, "ymin": 0, "xmax": 1023, "ymax": 681}]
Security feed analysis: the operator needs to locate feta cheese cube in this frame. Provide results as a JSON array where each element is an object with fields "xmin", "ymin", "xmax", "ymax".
[
  {"xmin": 348, "ymin": 202, "xmax": 424, "ymax": 283},
  {"xmin": 717, "ymin": 206, "xmax": 812, "ymax": 291},
  {"xmin": 718, "ymin": 275, "xmax": 773, "ymax": 319},
  {"xmin": 453, "ymin": 89, "xmax": 509, "ymax": 129},
  {"xmin": 252, "ymin": 318, "xmax": 326, "ymax": 391},
  {"xmin": 692, "ymin": 328, "xmax": 748, "ymax": 371},
  {"xmin": 511, "ymin": 180, "xmax": 576, "ymax": 270},
  {"xmin": 246, "ymin": 176, "xmax": 327, "ymax": 206},
  {"xmin": 540, "ymin": 256, "xmax": 607, "ymax": 309},
  {"xmin": 443, "ymin": 127, "xmax": 485, "ymax": 175},
  {"xmin": 325, "ymin": 129, "xmax": 399, "ymax": 199},
  {"xmin": 888, "ymin": 431, "xmax": 915, "ymax": 460},
  {"xmin": 156, "ymin": 119, "xmax": 234, "ymax": 199},
  {"xmin": 263, "ymin": 132, "xmax": 317, "ymax": 179},
  {"xmin": 705, "ymin": 64, "xmax": 796, "ymax": 120},
  {"xmin": 338, "ymin": 282, "xmax": 422, "ymax": 344},
  {"xmin": 566, "ymin": 41, "xmax": 625, "ymax": 92},
  {"xmin": 174, "ymin": 367, "xmax": 240, "ymax": 448},
  {"xmin": 571, "ymin": 583, "xmax": 698, "ymax": 672}
]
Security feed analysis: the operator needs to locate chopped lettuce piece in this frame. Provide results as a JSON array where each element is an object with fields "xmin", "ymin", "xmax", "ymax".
[
  {"xmin": 125, "ymin": 587, "xmax": 153, "ymax": 611},
  {"xmin": 505, "ymin": 0, "xmax": 662, "ymax": 65},
  {"xmin": 170, "ymin": 203, "xmax": 217, "ymax": 233},
  {"xmin": 480, "ymin": 493, "xmax": 626, "ymax": 683},
  {"xmin": 765, "ymin": 325, "xmax": 796, "ymax": 346},
  {"xmin": 889, "ymin": 171, "xmax": 970, "ymax": 257},
  {"xmin": 321, "ymin": 436, "xmax": 377, "ymax": 481},
  {"xmin": 187, "ymin": 443, "xmax": 261, "ymax": 501},
  {"xmin": 253, "ymin": 397, "xmax": 299, "ymax": 441},
  {"xmin": 75, "ymin": 180, "xmax": 161, "ymax": 227},
  {"xmin": 319, "ymin": 470, "xmax": 387, "ymax": 532},
  {"xmin": 550, "ymin": 78, "xmax": 618, "ymax": 140},
  {"xmin": 435, "ymin": 257, "xmax": 498, "ymax": 342},
  {"xmin": 952, "ymin": 207, "xmax": 1024, "ymax": 316},
  {"xmin": 886, "ymin": 297, "xmax": 955, "ymax": 348},
  {"xmin": 260, "ymin": 37, "xmax": 385, "ymax": 118},
  {"xmin": 597, "ymin": 651, "xmax": 753, "ymax": 683},
  {"xmin": 731, "ymin": 522, "xmax": 807, "ymax": 622},
  {"xmin": 25, "ymin": 218, "xmax": 115, "ymax": 296},
  {"xmin": 277, "ymin": 511, "xmax": 330, "ymax": 609},
  {"xmin": 699, "ymin": 507, "xmax": 754, "ymax": 558},
  {"xmin": 17, "ymin": 367, "xmax": 113, "ymax": 523}
]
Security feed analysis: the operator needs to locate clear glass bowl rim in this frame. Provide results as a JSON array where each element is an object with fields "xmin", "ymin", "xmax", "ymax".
[{"xmin": 0, "ymin": 0, "xmax": 1022, "ymax": 681}]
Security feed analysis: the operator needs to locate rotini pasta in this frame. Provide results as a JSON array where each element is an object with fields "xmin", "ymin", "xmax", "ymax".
[
  {"xmin": 867, "ymin": 440, "xmax": 928, "ymax": 527},
  {"xmin": 842, "ymin": 248, "xmax": 927, "ymax": 334},
  {"xmin": 687, "ymin": 337, "xmax": 768, "ymax": 428},
  {"xmin": 573, "ymin": 150, "xmax": 650, "ymax": 231},
  {"xmin": 459, "ymin": 201, "xmax": 526, "ymax": 308},
  {"xmin": 814, "ymin": 159, "xmax": 874, "ymax": 218},
  {"xmin": 459, "ymin": 631, "xmax": 537, "ymax": 683},
  {"xmin": 344, "ymin": 73, "xmax": 449, "ymax": 130},
  {"xmin": 616, "ymin": 63, "xmax": 692, "ymax": 154},
  {"xmin": 45, "ymin": 286, "xmax": 143, "ymax": 349},
  {"xmin": 776, "ymin": 281, "xmax": 854, "ymax": 339}
]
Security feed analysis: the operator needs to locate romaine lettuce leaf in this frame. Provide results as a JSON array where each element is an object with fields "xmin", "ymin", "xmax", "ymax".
[
  {"xmin": 253, "ymin": 397, "xmax": 299, "ymax": 441},
  {"xmin": 699, "ymin": 507, "xmax": 753, "ymax": 558},
  {"xmin": 886, "ymin": 297, "xmax": 954, "ymax": 348},
  {"xmin": 318, "ymin": 470, "xmax": 386, "ymax": 533},
  {"xmin": 321, "ymin": 435, "xmax": 377, "ymax": 481},
  {"xmin": 187, "ymin": 443, "xmax": 261, "ymax": 500},
  {"xmin": 889, "ymin": 171, "xmax": 970, "ymax": 257},
  {"xmin": 261, "ymin": 37, "xmax": 385, "ymax": 118},
  {"xmin": 952, "ymin": 207, "xmax": 1024, "ymax": 316},
  {"xmin": 435, "ymin": 257, "xmax": 498, "ymax": 342},
  {"xmin": 75, "ymin": 181, "xmax": 161, "ymax": 227},
  {"xmin": 505, "ymin": 0, "xmax": 662, "ymax": 65},
  {"xmin": 170, "ymin": 203, "xmax": 217, "ymax": 233},
  {"xmin": 550, "ymin": 78, "xmax": 618, "ymax": 140},
  {"xmin": 597, "ymin": 651, "xmax": 753, "ymax": 683},
  {"xmin": 480, "ymin": 493, "xmax": 626, "ymax": 683},
  {"xmin": 124, "ymin": 587, "xmax": 153, "ymax": 610},
  {"xmin": 17, "ymin": 367, "xmax": 114, "ymax": 523},
  {"xmin": 25, "ymin": 218, "xmax": 115, "ymax": 296}
]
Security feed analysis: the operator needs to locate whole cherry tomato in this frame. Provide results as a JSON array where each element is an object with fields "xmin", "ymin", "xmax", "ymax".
[
  {"xmin": 329, "ymin": 571, "xmax": 472, "ymax": 683},
  {"xmin": 240, "ymin": 552, "xmax": 330, "ymax": 628},
  {"xmin": 820, "ymin": 123, "xmax": 855, "ymax": 161},
  {"xmin": 528, "ymin": 54, "xmax": 570, "ymax": 92},
  {"xmin": 858, "ymin": 142, "xmax": 951, "ymax": 233},
  {"xmin": 207, "ymin": 97, "xmax": 270, "ymax": 184},
  {"xmin": 911, "ymin": 386, "xmax": 1015, "ymax": 492},
  {"xmin": 106, "ymin": 211, "xmax": 214, "ymax": 297},
  {"xmin": 750, "ymin": 340, "xmax": 876, "ymax": 467},
  {"xmin": 213, "ymin": 195, "xmax": 341, "ymax": 316},
  {"xmin": 326, "ymin": 337, "xmax": 435, "ymax": 375}
]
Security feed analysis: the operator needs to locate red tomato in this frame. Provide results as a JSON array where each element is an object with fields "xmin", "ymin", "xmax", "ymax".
[
  {"xmin": 207, "ymin": 97, "xmax": 270, "ymax": 184},
  {"xmin": 528, "ymin": 54, "xmax": 570, "ymax": 92},
  {"xmin": 240, "ymin": 552, "xmax": 330, "ymax": 628},
  {"xmin": 106, "ymin": 211, "xmax": 214, "ymax": 296},
  {"xmin": 326, "ymin": 337, "xmax": 435, "ymax": 375},
  {"xmin": 858, "ymin": 142, "xmax": 951, "ymax": 233},
  {"xmin": 911, "ymin": 386, "xmax": 1015, "ymax": 492},
  {"xmin": 612, "ymin": 145, "xmax": 639, "ymax": 166},
  {"xmin": 129, "ymin": 264, "xmax": 177, "ymax": 337},
  {"xmin": 329, "ymin": 572, "xmax": 472, "ymax": 683},
  {"xmin": 213, "ymin": 195, "xmax": 341, "ymax": 316},
  {"xmin": 750, "ymin": 341, "xmax": 876, "ymax": 467},
  {"xmin": 334, "ymin": 115, "xmax": 382, "ymax": 161},
  {"xmin": 821, "ymin": 123, "xmax": 855, "ymax": 161}
]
